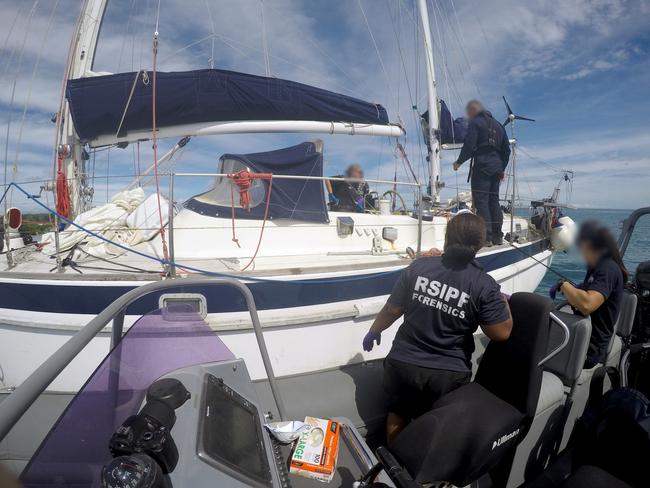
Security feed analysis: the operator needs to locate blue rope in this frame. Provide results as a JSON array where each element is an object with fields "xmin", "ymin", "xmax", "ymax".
[{"xmin": 5, "ymin": 183, "xmax": 402, "ymax": 285}]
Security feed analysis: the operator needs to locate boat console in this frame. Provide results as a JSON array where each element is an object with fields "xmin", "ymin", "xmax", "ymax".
[{"xmin": 100, "ymin": 360, "xmax": 392, "ymax": 488}]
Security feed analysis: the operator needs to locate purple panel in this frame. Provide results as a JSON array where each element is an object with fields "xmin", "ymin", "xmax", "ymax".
[{"xmin": 20, "ymin": 309, "xmax": 235, "ymax": 487}]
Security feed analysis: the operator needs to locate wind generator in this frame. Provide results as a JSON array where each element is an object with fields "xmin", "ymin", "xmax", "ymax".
[{"xmin": 502, "ymin": 96, "xmax": 535, "ymax": 241}]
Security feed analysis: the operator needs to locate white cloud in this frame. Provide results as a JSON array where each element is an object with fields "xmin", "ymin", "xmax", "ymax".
[{"xmin": 0, "ymin": 0, "xmax": 648, "ymax": 212}]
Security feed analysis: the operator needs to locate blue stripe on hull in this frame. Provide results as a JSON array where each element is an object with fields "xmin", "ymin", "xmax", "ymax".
[{"xmin": 0, "ymin": 240, "xmax": 548, "ymax": 315}]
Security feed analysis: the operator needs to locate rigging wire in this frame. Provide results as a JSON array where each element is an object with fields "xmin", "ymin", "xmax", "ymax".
[
  {"xmin": 150, "ymin": 0, "xmax": 170, "ymax": 263},
  {"xmin": 105, "ymin": 149, "xmax": 111, "ymax": 203},
  {"xmin": 204, "ymin": 0, "xmax": 217, "ymax": 68},
  {"xmin": 117, "ymin": 0, "xmax": 138, "ymax": 73},
  {"xmin": 259, "ymin": 0, "xmax": 272, "ymax": 76},
  {"xmin": 262, "ymin": 0, "xmax": 382, "ymax": 102},
  {"xmin": 356, "ymin": 0, "xmax": 394, "ymax": 97},
  {"xmin": 428, "ymin": 0, "xmax": 467, "ymax": 107},
  {"xmin": 0, "ymin": 2, "xmax": 25, "ymax": 80},
  {"xmin": 517, "ymin": 146, "xmax": 568, "ymax": 173},
  {"xmin": 386, "ymin": 1, "xmax": 426, "ymax": 182},
  {"xmin": 12, "ymin": 0, "xmax": 60, "ymax": 178},
  {"xmin": 3, "ymin": 81, "xmax": 16, "ymax": 218},
  {"xmin": 448, "ymin": 0, "xmax": 482, "ymax": 96},
  {"xmin": 4, "ymin": 1, "xmax": 40, "ymax": 85}
]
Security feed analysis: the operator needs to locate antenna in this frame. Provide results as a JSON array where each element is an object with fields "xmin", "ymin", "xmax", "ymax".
[{"xmin": 502, "ymin": 96, "xmax": 534, "ymax": 242}]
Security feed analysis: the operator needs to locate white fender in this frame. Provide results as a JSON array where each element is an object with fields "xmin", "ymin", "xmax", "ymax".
[{"xmin": 550, "ymin": 216, "xmax": 577, "ymax": 251}]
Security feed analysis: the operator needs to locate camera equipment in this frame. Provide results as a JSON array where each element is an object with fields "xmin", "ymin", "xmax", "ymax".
[
  {"xmin": 102, "ymin": 378, "xmax": 190, "ymax": 488},
  {"xmin": 102, "ymin": 453, "xmax": 167, "ymax": 488}
]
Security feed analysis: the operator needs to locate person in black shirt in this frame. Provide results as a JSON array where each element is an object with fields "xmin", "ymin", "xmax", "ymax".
[
  {"xmin": 452, "ymin": 100, "xmax": 511, "ymax": 246},
  {"xmin": 325, "ymin": 163, "xmax": 369, "ymax": 212},
  {"xmin": 551, "ymin": 221, "xmax": 627, "ymax": 368},
  {"xmin": 362, "ymin": 212, "xmax": 513, "ymax": 445}
]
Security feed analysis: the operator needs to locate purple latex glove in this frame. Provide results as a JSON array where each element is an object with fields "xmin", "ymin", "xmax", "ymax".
[
  {"xmin": 549, "ymin": 280, "xmax": 562, "ymax": 300},
  {"xmin": 363, "ymin": 331, "xmax": 381, "ymax": 352},
  {"xmin": 355, "ymin": 196, "xmax": 365, "ymax": 211},
  {"xmin": 550, "ymin": 279, "xmax": 582, "ymax": 300}
]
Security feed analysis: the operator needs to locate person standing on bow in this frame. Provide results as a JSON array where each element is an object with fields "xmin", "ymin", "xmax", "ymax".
[
  {"xmin": 325, "ymin": 163, "xmax": 369, "ymax": 212},
  {"xmin": 362, "ymin": 212, "xmax": 513, "ymax": 445},
  {"xmin": 452, "ymin": 100, "xmax": 511, "ymax": 246},
  {"xmin": 550, "ymin": 221, "xmax": 626, "ymax": 368}
]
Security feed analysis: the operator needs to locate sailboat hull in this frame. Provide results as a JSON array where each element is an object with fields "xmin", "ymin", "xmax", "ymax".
[{"xmin": 0, "ymin": 239, "xmax": 552, "ymax": 393}]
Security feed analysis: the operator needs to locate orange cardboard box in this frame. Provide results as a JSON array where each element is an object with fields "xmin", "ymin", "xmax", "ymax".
[{"xmin": 289, "ymin": 417, "xmax": 340, "ymax": 483}]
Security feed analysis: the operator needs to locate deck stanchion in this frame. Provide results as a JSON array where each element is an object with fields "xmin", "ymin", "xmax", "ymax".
[
  {"xmin": 3, "ymin": 217, "xmax": 13, "ymax": 268},
  {"xmin": 53, "ymin": 215, "xmax": 62, "ymax": 272},
  {"xmin": 167, "ymin": 173, "xmax": 176, "ymax": 277}
]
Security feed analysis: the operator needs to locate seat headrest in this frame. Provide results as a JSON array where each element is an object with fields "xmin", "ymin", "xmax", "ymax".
[
  {"xmin": 475, "ymin": 292, "xmax": 554, "ymax": 418},
  {"xmin": 616, "ymin": 291, "xmax": 638, "ymax": 339},
  {"xmin": 543, "ymin": 311, "xmax": 592, "ymax": 387}
]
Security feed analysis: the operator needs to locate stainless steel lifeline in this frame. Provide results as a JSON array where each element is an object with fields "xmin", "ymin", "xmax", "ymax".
[{"xmin": 0, "ymin": 277, "xmax": 287, "ymax": 442}]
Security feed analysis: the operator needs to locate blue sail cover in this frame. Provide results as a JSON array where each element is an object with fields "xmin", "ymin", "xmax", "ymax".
[
  {"xmin": 438, "ymin": 99, "xmax": 468, "ymax": 144},
  {"xmin": 185, "ymin": 141, "xmax": 329, "ymax": 223},
  {"xmin": 65, "ymin": 69, "xmax": 390, "ymax": 141}
]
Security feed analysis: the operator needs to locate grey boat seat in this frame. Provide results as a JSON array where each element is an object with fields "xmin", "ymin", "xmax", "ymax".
[
  {"xmin": 390, "ymin": 293, "xmax": 556, "ymax": 487},
  {"xmin": 551, "ymin": 293, "xmax": 637, "ymax": 455},
  {"xmin": 506, "ymin": 310, "xmax": 592, "ymax": 486},
  {"xmin": 606, "ymin": 291, "xmax": 638, "ymax": 370}
]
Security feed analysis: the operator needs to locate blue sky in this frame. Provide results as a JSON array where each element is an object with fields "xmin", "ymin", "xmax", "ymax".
[{"xmin": 0, "ymin": 0, "xmax": 649, "ymax": 211}]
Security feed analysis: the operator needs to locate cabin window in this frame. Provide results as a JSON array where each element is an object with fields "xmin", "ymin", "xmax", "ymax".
[{"xmin": 195, "ymin": 157, "xmax": 266, "ymax": 208}]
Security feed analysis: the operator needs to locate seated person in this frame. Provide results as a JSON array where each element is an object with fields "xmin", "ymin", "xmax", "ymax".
[
  {"xmin": 362, "ymin": 212, "xmax": 513, "ymax": 445},
  {"xmin": 325, "ymin": 163, "xmax": 369, "ymax": 212},
  {"xmin": 550, "ymin": 221, "xmax": 627, "ymax": 368}
]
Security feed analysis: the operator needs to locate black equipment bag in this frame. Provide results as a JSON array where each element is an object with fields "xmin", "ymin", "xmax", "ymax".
[
  {"xmin": 628, "ymin": 261, "xmax": 650, "ymax": 395},
  {"xmin": 571, "ymin": 388, "xmax": 650, "ymax": 488}
]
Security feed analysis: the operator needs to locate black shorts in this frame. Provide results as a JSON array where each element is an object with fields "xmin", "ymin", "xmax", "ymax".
[{"xmin": 383, "ymin": 357, "xmax": 471, "ymax": 420}]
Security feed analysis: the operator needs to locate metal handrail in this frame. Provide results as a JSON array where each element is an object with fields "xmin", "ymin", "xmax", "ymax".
[
  {"xmin": 618, "ymin": 207, "xmax": 650, "ymax": 258},
  {"xmin": 0, "ymin": 277, "xmax": 287, "ymax": 442},
  {"xmin": 538, "ymin": 312, "xmax": 571, "ymax": 366},
  {"xmin": 173, "ymin": 172, "xmax": 425, "ymax": 188}
]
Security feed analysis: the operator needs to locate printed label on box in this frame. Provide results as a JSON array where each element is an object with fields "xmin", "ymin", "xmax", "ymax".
[{"xmin": 289, "ymin": 416, "xmax": 340, "ymax": 483}]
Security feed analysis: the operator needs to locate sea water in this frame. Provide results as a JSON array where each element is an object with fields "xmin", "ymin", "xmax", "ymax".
[{"xmin": 535, "ymin": 208, "xmax": 650, "ymax": 296}]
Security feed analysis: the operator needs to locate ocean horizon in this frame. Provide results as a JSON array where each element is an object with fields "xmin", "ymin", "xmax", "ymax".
[{"xmin": 535, "ymin": 207, "xmax": 649, "ymax": 296}]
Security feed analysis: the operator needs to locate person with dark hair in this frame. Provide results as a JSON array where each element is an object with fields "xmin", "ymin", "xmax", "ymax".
[
  {"xmin": 550, "ymin": 221, "xmax": 627, "ymax": 368},
  {"xmin": 452, "ymin": 100, "xmax": 511, "ymax": 246},
  {"xmin": 362, "ymin": 212, "xmax": 513, "ymax": 445}
]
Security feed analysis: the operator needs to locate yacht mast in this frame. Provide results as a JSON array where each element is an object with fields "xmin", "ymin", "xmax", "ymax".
[
  {"xmin": 416, "ymin": 0, "xmax": 442, "ymax": 202},
  {"xmin": 56, "ymin": 0, "xmax": 108, "ymax": 218}
]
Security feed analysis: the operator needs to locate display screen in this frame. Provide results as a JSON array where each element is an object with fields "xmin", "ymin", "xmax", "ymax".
[{"xmin": 199, "ymin": 374, "xmax": 272, "ymax": 486}]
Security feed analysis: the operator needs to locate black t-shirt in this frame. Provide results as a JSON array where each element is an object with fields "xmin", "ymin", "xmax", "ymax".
[
  {"xmin": 330, "ymin": 176, "xmax": 369, "ymax": 211},
  {"xmin": 584, "ymin": 256, "xmax": 624, "ymax": 366},
  {"xmin": 387, "ymin": 255, "xmax": 510, "ymax": 372}
]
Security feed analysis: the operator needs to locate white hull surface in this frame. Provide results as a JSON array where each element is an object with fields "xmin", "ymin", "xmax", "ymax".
[{"xmin": 0, "ymin": 239, "xmax": 552, "ymax": 393}]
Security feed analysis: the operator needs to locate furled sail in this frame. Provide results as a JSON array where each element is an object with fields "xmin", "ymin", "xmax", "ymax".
[{"xmin": 66, "ymin": 69, "xmax": 395, "ymax": 144}]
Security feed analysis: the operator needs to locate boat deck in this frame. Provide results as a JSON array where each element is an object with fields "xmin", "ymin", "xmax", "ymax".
[{"xmin": 0, "ymin": 239, "xmax": 529, "ymax": 280}]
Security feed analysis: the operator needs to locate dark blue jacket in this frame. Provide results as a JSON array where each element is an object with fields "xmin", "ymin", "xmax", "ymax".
[{"xmin": 456, "ymin": 111, "xmax": 511, "ymax": 177}]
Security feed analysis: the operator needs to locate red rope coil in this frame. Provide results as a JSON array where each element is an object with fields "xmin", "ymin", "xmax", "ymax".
[{"xmin": 227, "ymin": 170, "xmax": 273, "ymax": 271}]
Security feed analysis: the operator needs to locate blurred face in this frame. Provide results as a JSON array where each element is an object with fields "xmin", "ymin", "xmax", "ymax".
[
  {"xmin": 579, "ymin": 240, "xmax": 603, "ymax": 267},
  {"xmin": 466, "ymin": 103, "xmax": 481, "ymax": 119},
  {"xmin": 347, "ymin": 167, "xmax": 362, "ymax": 180}
]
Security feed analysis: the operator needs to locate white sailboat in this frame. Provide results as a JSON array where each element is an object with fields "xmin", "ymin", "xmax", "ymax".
[{"xmin": 0, "ymin": 0, "xmax": 571, "ymax": 399}]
